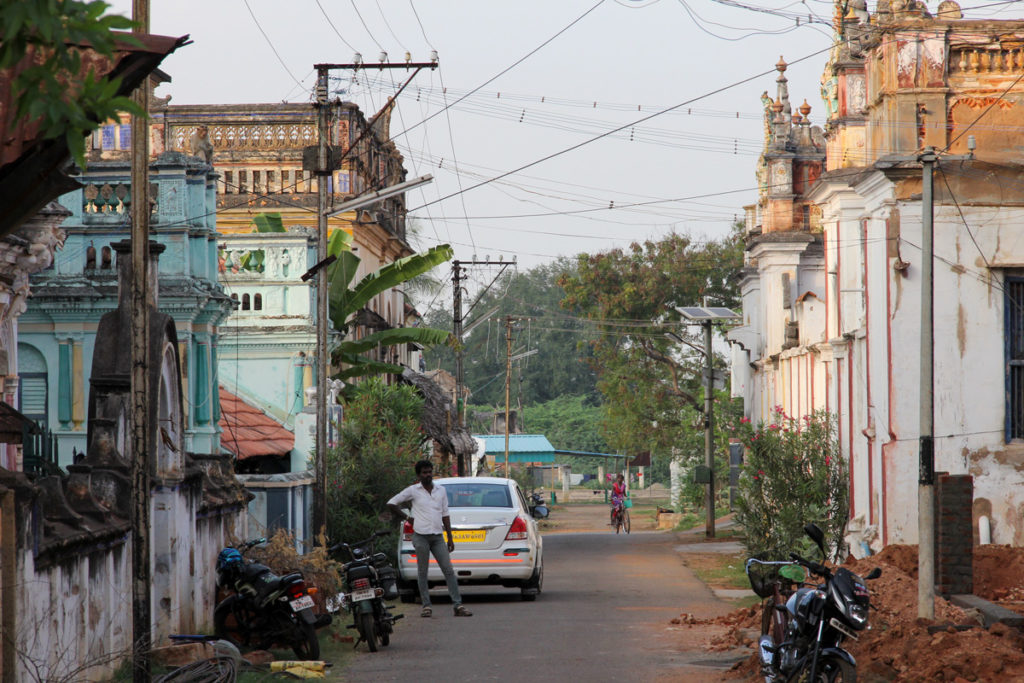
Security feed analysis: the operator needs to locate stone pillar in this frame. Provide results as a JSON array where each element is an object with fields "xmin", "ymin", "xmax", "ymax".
[
  {"xmin": 71, "ymin": 335, "xmax": 85, "ymax": 430},
  {"xmin": 670, "ymin": 459, "xmax": 682, "ymax": 511},
  {"xmin": 561, "ymin": 466, "xmax": 570, "ymax": 498},
  {"xmin": 58, "ymin": 339, "xmax": 72, "ymax": 428}
]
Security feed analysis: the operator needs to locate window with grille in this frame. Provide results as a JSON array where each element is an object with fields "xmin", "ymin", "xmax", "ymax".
[
  {"xmin": 1006, "ymin": 278, "xmax": 1024, "ymax": 439},
  {"xmin": 19, "ymin": 373, "xmax": 47, "ymax": 423}
]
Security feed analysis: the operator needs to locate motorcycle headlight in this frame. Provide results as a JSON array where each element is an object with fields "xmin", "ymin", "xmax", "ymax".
[{"xmin": 847, "ymin": 602, "xmax": 868, "ymax": 626}]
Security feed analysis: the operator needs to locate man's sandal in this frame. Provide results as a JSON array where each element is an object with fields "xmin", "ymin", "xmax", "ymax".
[
  {"xmin": 420, "ymin": 606, "xmax": 432, "ymax": 618},
  {"xmin": 453, "ymin": 605, "xmax": 473, "ymax": 617}
]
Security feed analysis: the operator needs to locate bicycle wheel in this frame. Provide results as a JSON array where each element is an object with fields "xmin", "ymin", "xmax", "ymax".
[{"xmin": 622, "ymin": 510, "xmax": 631, "ymax": 534}]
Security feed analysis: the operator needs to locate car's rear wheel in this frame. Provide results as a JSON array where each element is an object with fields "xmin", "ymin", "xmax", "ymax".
[{"xmin": 521, "ymin": 560, "xmax": 543, "ymax": 601}]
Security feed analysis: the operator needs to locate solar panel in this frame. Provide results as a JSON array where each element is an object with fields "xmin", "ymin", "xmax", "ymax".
[
  {"xmin": 676, "ymin": 306, "xmax": 714, "ymax": 320},
  {"xmin": 707, "ymin": 307, "xmax": 741, "ymax": 319}
]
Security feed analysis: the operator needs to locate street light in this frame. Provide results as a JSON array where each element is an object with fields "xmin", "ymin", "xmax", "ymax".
[
  {"xmin": 674, "ymin": 305, "xmax": 740, "ymax": 539},
  {"xmin": 325, "ymin": 174, "xmax": 433, "ymax": 218}
]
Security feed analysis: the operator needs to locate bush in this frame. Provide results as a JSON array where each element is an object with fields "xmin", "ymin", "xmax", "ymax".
[
  {"xmin": 325, "ymin": 378, "xmax": 428, "ymax": 557},
  {"xmin": 732, "ymin": 409, "xmax": 849, "ymax": 562}
]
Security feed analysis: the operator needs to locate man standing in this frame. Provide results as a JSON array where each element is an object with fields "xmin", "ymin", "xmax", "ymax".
[{"xmin": 386, "ymin": 460, "xmax": 473, "ymax": 618}]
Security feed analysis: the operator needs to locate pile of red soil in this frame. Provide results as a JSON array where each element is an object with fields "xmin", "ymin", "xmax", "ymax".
[{"xmin": 675, "ymin": 545, "xmax": 1024, "ymax": 682}]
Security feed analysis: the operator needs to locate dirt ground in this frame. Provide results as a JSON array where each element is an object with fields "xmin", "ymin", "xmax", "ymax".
[{"xmin": 680, "ymin": 544, "xmax": 1024, "ymax": 682}]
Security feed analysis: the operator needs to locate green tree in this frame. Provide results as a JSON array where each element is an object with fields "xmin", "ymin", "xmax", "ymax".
[
  {"xmin": 732, "ymin": 409, "xmax": 849, "ymax": 562},
  {"xmin": 557, "ymin": 230, "xmax": 745, "ymax": 492},
  {"xmin": 326, "ymin": 229, "xmax": 454, "ymax": 380},
  {"xmin": 326, "ymin": 378, "xmax": 426, "ymax": 550},
  {"xmin": 422, "ymin": 258, "xmax": 599, "ymax": 407},
  {"xmin": 1, "ymin": 0, "xmax": 142, "ymax": 168}
]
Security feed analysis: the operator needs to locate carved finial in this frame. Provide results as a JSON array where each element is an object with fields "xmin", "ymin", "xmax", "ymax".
[
  {"xmin": 800, "ymin": 99, "xmax": 812, "ymax": 116},
  {"xmin": 772, "ymin": 97, "xmax": 784, "ymax": 113},
  {"xmin": 776, "ymin": 56, "xmax": 788, "ymax": 73},
  {"xmin": 937, "ymin": 1, "xmax": 962, "ymax": 19},
  {"xmin": 792, "ymin": 113, "xmax": 803, "ymax": 124}
]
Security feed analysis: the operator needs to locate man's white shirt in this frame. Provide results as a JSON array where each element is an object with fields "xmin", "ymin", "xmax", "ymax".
[{"xmin": 387, "ymin": 482, "xmax": 449, "ymax": 535}]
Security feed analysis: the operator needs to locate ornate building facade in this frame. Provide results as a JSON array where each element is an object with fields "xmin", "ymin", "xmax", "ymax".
[{"xmin": 730, "ymin": 0, "xmax": 1024, "ymax": 549}]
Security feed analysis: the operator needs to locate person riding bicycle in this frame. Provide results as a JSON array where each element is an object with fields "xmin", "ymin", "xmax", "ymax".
[{"xmin": 610, "ymin": 473, "xmax": 627, "ymax": 525}]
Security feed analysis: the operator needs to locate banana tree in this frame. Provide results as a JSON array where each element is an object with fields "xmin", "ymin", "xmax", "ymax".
[{"xmin": 326, "ymin": 229, "xmax": 454, "ymax": 380}]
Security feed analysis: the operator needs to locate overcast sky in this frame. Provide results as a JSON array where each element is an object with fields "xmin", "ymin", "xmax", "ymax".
[{"xmin": 108, "ymin": 0, "xmax": 1022, "ymax": 282}]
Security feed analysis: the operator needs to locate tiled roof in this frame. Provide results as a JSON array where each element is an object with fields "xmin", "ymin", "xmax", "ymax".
[{"xmin": 218, "ymin": 387, "xmax": 294, "ymax": 459}]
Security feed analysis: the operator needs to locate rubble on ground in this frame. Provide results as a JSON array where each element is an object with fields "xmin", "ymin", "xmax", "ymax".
[{"xmin": 673, "ymin": 545, "xmax": 1024, "ymax": 682}]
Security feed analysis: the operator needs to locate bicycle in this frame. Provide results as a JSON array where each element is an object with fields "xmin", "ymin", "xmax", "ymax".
[
  {"xmin": 611, "ymin": 503, "xmax": 630, "ymax": 534},
  {"xmin": 744, "ymin": 558, "xmax": 806, "ymax": 675}
]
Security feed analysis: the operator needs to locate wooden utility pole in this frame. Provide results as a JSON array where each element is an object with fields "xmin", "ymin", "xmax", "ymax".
[{"xmin": 130, "ymin": 0, "xmax": 151, "ymax": 679}]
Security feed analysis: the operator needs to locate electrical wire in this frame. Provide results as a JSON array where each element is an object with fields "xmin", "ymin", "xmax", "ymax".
[
  {"xmin": 391, "ymin": 0, "xmax": 608, "ymax": 139},
  {"xmin": 350, "ymin": 0, "xmax": 385, "ymax": 51},
  {"xmin": 240, "ymin": 0, "xmax": 306, "ymax": 90},
  {"xmin": 315, "ymin": 0, "xmax": 359, "ymax": 52}
]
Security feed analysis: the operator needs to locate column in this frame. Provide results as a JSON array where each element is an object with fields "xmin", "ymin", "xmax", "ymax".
[
  {"xmin": 194, "ymin": 338, "xmax": 210, "ymax": 425},
  {"xmin": 58, "ymin": 340, "xmax": 71, "ymax": 428},
  {"xmin": 71, "ymin": 336, "xmax": 84, "ymax": 430}
]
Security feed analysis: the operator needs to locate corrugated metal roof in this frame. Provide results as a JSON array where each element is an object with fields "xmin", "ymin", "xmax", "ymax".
[
  {"xmin": 475, "ymin": 434, "xmax": 555, "ymax": 455},
  {"xmin": 218, "ymin": 387, "xmax": 294, "ymax": 459}
]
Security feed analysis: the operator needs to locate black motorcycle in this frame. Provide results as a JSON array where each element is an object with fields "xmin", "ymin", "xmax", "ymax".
[
  {"xmin": 213, "ymin": 538, "xmax": 326, "ymax": 660},
  {"xmin": 745, "ymin": 523, "xmax": 881, "ymax": 683},
  {"xmin": 329, "ymin": 530, "xmax": 403, "ymax": 652},
  {"xmin": 529, "ymin": 490, "xmax": 549, "ymax": 519}
]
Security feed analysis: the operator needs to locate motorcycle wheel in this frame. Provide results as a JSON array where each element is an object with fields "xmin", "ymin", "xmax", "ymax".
[
  {"xmin": 358, "ymin": 611, "xmax": 379, "ymax": 652},
  {"xmin": 291, "ymin": 620, "xmax": 320, "ymax": 660},
  {"xmin": 380, "ymin": 619, "xmax": 391, "ymax": 647},
  {"xmin": 213, "ymin": 597, "xmax": 255, "ymax": 650},
  {"xmin": 813, "ymin": 655, "xmax": 856, "ymax": 683}
]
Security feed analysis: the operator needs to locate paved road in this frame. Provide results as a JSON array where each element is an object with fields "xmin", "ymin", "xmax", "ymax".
[{"xmin": 339, "ymin": 510, "xmax": 742, "ymax": 682}]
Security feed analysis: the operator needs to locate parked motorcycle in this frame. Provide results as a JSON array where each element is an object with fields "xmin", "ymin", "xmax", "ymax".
[
  {"xmin": 213, "ymin": 538, "xmax": 326, "ymax": 660},
  {"xmin": 329, "ymin": 530, "xmax": 403, "ymax": 652},
  {"xmin": 529, "ymin": 490, "xmax": 549, "ymax": 519},
  {"xmin": 745, "ymin": 523, "xmax": 881, "ymax": 683}
]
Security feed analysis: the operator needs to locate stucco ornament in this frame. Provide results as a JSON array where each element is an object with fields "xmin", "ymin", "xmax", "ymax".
[
  {"xmin": 770, "ymin": 161, "xmax": 792, "ymax": 193},
  {"xmin": 848, "ymin": 75, "xmax": 866, "ymax": 114},
  {"xmin": 821, "ymin": 75, "xmax": 840, "ymax": 119}
]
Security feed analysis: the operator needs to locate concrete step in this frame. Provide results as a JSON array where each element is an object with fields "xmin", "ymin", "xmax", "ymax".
[{"xmin": 949, "ymin": 593, "xmax": 1024, "ymax": 628}]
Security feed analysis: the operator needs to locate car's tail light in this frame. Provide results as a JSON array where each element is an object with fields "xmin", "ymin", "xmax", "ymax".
[
  {"xmin": 505, "ymin": 516, "xmax": 528, "ymax": 541},
  {"xmin": 287, "ymin": 581, "xmax": 308, "ymax": 598},
  {"xmin": 352, "ymin": 578, "xmax": 370, "ymax": 590},
  {"xmin": 402, "ymin": 520, "xmax": 414, "ymax": 541}
]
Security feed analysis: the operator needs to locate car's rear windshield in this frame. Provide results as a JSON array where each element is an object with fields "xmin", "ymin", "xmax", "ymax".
[{"xmin": 444, "ymin": 483, "xmax": 513, "ymax": 508}]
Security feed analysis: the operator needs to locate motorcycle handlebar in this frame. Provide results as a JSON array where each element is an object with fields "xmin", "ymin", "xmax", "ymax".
[
  {"xmin": 788, "ymin": 552, "xmax": 830, "ymax": 578},
  {"xmin": 328, "ymin": 530, "xmax": 393, "ymax": 556}
]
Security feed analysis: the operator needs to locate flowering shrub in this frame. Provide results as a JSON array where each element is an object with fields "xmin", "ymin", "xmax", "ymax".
[{"xmin": 732, "ymin": 408, "xmax": 848, "ymax": 562}]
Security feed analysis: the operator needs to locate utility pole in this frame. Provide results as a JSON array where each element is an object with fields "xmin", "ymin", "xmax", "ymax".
[
  {"xmin": 312, "ymin": 66, "xmax": 330, "ymax": 544},
  {"xmin": 702, "ymin": 320, "xmax": 715, "ymax": 539},
  {"xmin": 130, "ymin": 0, "xmax": 151, "ymax": 679},
  {"xmin": 452, "ymin": 260, "xmax": 465, "ymax": 476},
  {"xmin": 504, "ymin": 316, "xmax": 513, "ymax": 478},
  {"xmin": 451, "ymin": 259, "xmax": 506, "ymax": 476},
  {"xmin": 917, "ymin": 141, "xmax": 973, "ymax": 620},
  {"xmin": 310, "ymin": 57, "xmax": 437, "ymax": 540}
]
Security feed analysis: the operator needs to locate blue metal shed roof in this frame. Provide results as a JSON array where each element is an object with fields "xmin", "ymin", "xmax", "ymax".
[{"xmin": 475, "ymin": 434, "xmax": 555, "ymax": 462}]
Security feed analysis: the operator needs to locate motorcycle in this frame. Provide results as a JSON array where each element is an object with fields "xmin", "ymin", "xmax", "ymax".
[
  {"xmin": 329, "ymin": 530, "xmax": 403, "ymax": 652},
  {"xmin": 529, "ymin": 490, "xmax": 549, "ymax": 519},
  {"xmin": 745, "ymin": 523, "xmax": 881, "ymax": 683},
  {"xmin": 213, "ymin": 538, "xmax": 327, "ymax": 660}
]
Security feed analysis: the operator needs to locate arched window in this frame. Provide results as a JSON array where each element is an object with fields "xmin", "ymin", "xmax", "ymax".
[
  {"xmin": 253, "ymin": 293, "xmax": 262, "ymax": 311},
  {"xmin": 100, "ymin": 246, "xmax": 112, "ymax": 269},
  {"xmin": 17, "ymin": 344, "xmax": 47, "ymax": 422},
  {"xmin": 85, "ymin": 245, "xmax": 96, "ymax": 270},
  {"xmin": 241, "ymin": 293, "xmax": 250, "ymax": 311}
]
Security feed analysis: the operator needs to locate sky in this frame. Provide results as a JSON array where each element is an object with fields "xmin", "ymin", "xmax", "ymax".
[{"xmin": 108, "ymin": 0, "xmax": 1022, "ymax": 284}]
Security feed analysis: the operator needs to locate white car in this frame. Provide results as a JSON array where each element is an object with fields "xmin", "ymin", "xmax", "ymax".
[{"xmin": 396, "ymin": 476, "xmax": 545, "ymax": 602}]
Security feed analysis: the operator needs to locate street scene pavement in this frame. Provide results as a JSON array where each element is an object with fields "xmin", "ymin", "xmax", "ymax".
[{"xmin": 338, "ymin": 503, "xmax": 743, "ymax": 682}]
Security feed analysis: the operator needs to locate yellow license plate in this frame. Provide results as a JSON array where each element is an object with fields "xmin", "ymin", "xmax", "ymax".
[{"xmin": 451, "ymin": 529, "xmax": 486, "ymax": 543}]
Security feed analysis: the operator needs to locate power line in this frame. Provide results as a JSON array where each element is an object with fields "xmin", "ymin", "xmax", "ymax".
[{"xmin": 241, "ymin": 0, "xmax": 306, "ymax": 90}]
